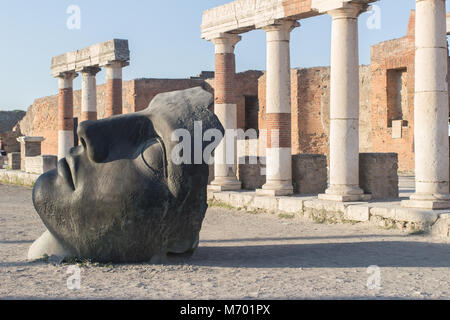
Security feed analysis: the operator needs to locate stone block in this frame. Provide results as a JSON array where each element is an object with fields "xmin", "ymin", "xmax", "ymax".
[
  {"xmin": 292, "ymin": 154, "xmax": 327, "ymax": 195},
  {"xmin": 359, "ymin": 153, "xmax": 399, "ymax": 200},
  {"xmin": 238, "ymin": 156, "xmax": 266, "ymax": 190},
  {"xmin": 25, "ymin": 155, "xmax": 57, "ymax": 175},
  {"xmin": 346, "ymin": 205, "xmax": 370, "ymax": 222},
  {"xmin": 278, "ymin": 197, "xmax": 303, "ymax": 214},
  {"xmin": 250, "ymin": 196, "xmax": 278, "ymax": 212},
  {"xmin": 7, "ymin": 152, "xmax": 20, "ymax": 170}
]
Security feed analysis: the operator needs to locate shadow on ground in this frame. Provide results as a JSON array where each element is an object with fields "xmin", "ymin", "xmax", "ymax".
[{"xmin": 187, "ymin": 240, "xmax": 450, "ymax": 269}]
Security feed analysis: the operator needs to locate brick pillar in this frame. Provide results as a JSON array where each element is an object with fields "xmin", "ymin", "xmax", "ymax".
[
  {"xmin": 256, "ymin": 20, "xmax": 298, "ymax": 196},
  {"xmin": 81, "ymin": 66, "xmax": 101, "ymax": 122},
  {"xmin": 318, "ymin": 4, "xmax": 370, "ymax": 202},
  {"xmin": 57, "ymin": 71, "xmax": 78, "ymax": 160},
  {"xmin": 105, "ymin": 61, "xmax": 124, "ymax": 117},
  {"xmin": 208, "ymin": 33, "xmax": 242, "ymax": 192},
  {"xmin": 402, "ymin": 0, "xmax": 450, "ymax": 209}
]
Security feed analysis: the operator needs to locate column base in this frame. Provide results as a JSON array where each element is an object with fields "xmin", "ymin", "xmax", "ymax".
[
  {"xmin": 401, "ymin": 199, "xmax": 450, "ymax": 210},
  {"xmin": 208, "ymin": 178, "xmax": 242, "ymax": 192},
  {"xmin": 402, "ymin": 193, "xmax": 450, "ymax": 209},
  {"xmin": 256, "ymin": 181, "xmax": 294, "ymax": 197},
  {"xmin": 318, "ymin": 185, "xmax": 371, "ymax": 202}
]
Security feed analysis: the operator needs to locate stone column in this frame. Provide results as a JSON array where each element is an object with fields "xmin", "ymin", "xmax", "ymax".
[
  {"xmin": 257, "ymin": 20, "xmax": 298, "ymax": 196},
  {"xmin": 208, "ymin": 33, "xmax": 242, "ymax": 191},
  {"xmin": 105, "ymin": 61, "xmax": 124, "ymax": 117},
  {"xmin": 80, "ymin": 67, "xmax": 101, "ymax": 122},
  {"xmin": 57, "ymin": 71, "xmax": 77, "ymax": 160},
  {"xmin": 318, "ymin": 4, "xmax": 370, "ymax": 202},
  {"xmin": 402, "ymin": 0, "xmax": 450, "ymax": 209}
]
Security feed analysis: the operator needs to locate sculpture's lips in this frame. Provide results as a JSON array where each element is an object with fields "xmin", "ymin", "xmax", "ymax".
[{"xmin": 58, "ymin": 158, "xmax": 75, "ymax": 189}]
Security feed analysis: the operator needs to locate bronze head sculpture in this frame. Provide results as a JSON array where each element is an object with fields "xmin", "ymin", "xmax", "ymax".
[{"xmin": 29, "ymin": 87, "xmax": 223, "ymax": 263}]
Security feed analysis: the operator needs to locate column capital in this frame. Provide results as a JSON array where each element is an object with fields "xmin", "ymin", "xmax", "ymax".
[
  {"xmin": 55, "ymin": 71, "xmax": 78, "ymax": 80},
  {"xmin": 103, "ymin": 60, "xmax": 129, "ymax": 69},
  {"xmin": 261, "ymin": 19, "xmax": 300, "ymax": 41},
  {"xmin": 80, "ymin": 66, "xmax": 101, "ymax": 76},
  {"xmin": 210, "ymin": 33, "xmax": 242, "ymax": 54},
  {"xmin": 328, "ymin": 3, "xmax": 368, "ymax": 19}
]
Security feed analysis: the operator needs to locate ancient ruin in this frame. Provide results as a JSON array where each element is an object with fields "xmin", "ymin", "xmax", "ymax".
[{"xmin": 51, "ymin": 39, "xmax": 130, "ymax": 159}]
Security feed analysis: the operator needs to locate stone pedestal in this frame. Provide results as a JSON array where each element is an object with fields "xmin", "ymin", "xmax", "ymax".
[
  {"xmin": 292, "ymin": 154, "xmax": 328, "ymax": 195},
  {"xmin": 319, "ymin": 4, "xmax": 370, "ymax": 202},
  {"xmin": 25, "ymin": 155, "xmax": 58, "ymax": 175},
  {"xmin": 208, "ymin": 33, "xmax": 242, "ymax": 192},
  {"xmin": 257, "ymin": 20, "xmax": 299, "ymax": 197},
  {"xmin": 238, "ymin": 156, "xmax": 266, "ymax": 190},
  {"xmin": 360, "ymin": 153, "xmax": 399, "ymax": 200},
  {"xmin": 402, "ymin": 0, "xmax": 450, "ymax": 209},
  {"xmin": 17, "ymin": 136, "xmax": 45, "ymax": 171},
  {"xmin": 8, "ymin": 152, "xmax": 20, "ymax": 170}
]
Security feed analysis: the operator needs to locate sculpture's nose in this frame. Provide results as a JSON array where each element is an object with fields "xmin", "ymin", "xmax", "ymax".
[{"xmin": 77, "ymin": 120, "xmax": 110, "ymax": 163}]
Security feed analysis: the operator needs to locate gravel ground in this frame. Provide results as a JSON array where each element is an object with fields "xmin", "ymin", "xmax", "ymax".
[{"xmin": 0, "ymin": 183, "xmax": 449, "ymax": 300}]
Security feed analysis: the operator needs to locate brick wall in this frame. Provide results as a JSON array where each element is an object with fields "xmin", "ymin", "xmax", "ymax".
[
  {"xmin": 369, "ymin": 11, "xmax": 416, "ymax": 173},
  {"xmin": 258, "ymin": 66, "xmax": 372, "ymax": 162},
  {"xmin": 17, "ymin": 72, "xmax": 261, "ymax": 156}
]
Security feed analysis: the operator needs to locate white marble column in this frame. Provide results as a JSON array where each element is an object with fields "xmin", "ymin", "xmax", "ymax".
[
  {"xmin": 208, "ymin": 33, "xmax": 242, "ymax": 191},
  {"xmin": 257, "ymin": 20, "xmax": 299, "ymax": 196},
  {"xmin": 57, "ymin": 71, "xmax": 78, "ymax": 160},
  {"xmin": 402, "ymin": 0, "xmax": 450, "ymax": 209},
  {"xmin": 80, "ymin": 67, "xmax": 101, "ymax": 122},
  {"xmin": 319, "ymin": 4, "xmax": 370, "ymax": 202}
]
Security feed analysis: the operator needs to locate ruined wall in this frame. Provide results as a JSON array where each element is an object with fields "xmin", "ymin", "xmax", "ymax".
[
  {"xmin": 0, "ymin": 110, "xmax": 25, "ymax": 153},
  {"xmin": 19, "ymin": 81, "xmax": 135, "ymax": 155},
  {"xmin": 205, "ymin": 70, "xmax": 263, "ymax": 131},
  {"xmin": 18, "ymin": 72, "xmax": 261, "ymax": 156},
  {"xmin": 369, "ymin": 11, "xmax": 416, "ymax": 173},
  {"xmin": 258, "ymin": 66, "xmax": 371, "ymax": 161}
]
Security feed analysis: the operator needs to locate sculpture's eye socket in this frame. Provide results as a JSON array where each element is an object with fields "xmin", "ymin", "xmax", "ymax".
[{"xmin": 140, "ymin": 137, "xmax": 167, "ymax": 180}]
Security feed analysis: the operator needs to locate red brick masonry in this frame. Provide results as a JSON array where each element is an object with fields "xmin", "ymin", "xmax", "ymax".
[{"xmin": 58, "ymin": 88, "xmax": 73, "ymax": 131}]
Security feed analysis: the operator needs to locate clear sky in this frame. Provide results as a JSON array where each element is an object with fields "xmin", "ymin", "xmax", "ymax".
[{"xmin": 0, "ymin": 0, "xmax": 449, "ymax": 110}]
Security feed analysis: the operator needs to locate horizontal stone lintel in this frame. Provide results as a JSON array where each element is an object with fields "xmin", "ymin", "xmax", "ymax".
[
  {"xmin": 201, "ymin": 0, "xmax": 377, "ymax": 39},
  {"xmin": 51, "ymin": 39, "xmax": 130, "ymax": 77}
]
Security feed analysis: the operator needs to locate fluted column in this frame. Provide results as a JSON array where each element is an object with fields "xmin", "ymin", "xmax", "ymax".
[
  {"xmin": 318, "ymin": 4, "xmax": 371, "ymax": 202},
  {"xmin": 257, "ymin": 20, "xmax": 298, "ymax": 197},
  {"xmin": 80, "ymin": 66, "xmax": 101, "ymax": 122},
  {"xmin": 105, "ymin": 61, "xmax": 124, "ymax": 117},
  {"xmin": 208, "ymin": 33, "xmax": 242, "ymax": 192},
  {"xmin": 402, "ymin": 0, "xmax": 450, "ymax": 209},
  {"xmin": 56, "ymin": 71, "xmax": 78, "ymax": 160}
]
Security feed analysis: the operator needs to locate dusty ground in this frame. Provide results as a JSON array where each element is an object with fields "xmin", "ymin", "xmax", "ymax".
[{"xmin": 0, "ymin": 183, "xmax": 449, "ymax": 300}]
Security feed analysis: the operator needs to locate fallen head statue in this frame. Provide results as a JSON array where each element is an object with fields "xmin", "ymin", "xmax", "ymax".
[{"xmin": 29, "ymin": 87, "xmax": 223, "ymax": 263}]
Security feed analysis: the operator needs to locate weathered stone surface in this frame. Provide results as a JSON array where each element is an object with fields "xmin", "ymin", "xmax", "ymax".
[
  {"xmin": 238, "ymin": 156, "xmax": 266, "ymax": 190},
  {"xmin": 292, "ymin": 154, "xmax": 327, "ymax": 195},
  {"xmin": 359, "ymin": 153, "xmax": 399, "ymax": 200},
  {"xmin": 51, "ymin": 39, "xmax": 130, "ymax": 77},
  {"xmin": 7, "ymin": 152, "xmax": 20, "ymax": 170},
  {"xmin": 25, "ymin": 155, "xmax": 57, "ymax": 175},
  {"xmin": 31, "ymin": 87, "xmax": 224, "ymax": 263}
]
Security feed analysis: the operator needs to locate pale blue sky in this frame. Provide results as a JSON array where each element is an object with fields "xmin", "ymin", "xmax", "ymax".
[{"xmin": 0, "ymin": 0, "xmax": 448, "ymax": 110}]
